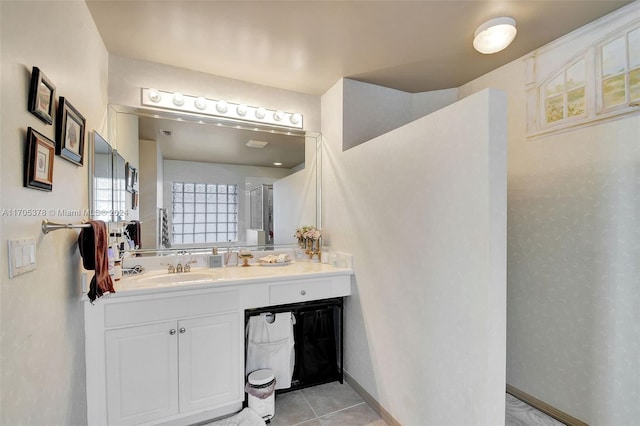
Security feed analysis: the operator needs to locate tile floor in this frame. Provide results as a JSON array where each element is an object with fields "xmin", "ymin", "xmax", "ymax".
[
  {"xmin": 268, "ymin": 382, "xmax": 565, "ymax": 426},
  {"xmin": 269, "ymin": 381, "xmax": 386, "ymax": 426}
]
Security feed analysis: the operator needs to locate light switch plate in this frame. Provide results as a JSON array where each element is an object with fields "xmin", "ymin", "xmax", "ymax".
[{"xmin": 8, "ymin": 238, "xmax": 37, "ymax": 278}]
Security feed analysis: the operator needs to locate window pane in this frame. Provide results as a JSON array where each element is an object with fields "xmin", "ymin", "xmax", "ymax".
[
  {"xmin": 217, "ymin": 185, "xmax": 227, "ymax": 193},
  {"xmin": 566, "ymin": 59, "xmax": 586, "ymax": 90},
  {"xmin": 207, "ymin": 193, "xmax": 217, "ymax": 203},
  {"xmin": 184, "ymin": 203, "xmax": 194, "ymax": 213},
  {"xmin": 195, "ymin": 193, "xmax": 206, "ymax": 203},
  {"xmin": 184, "ymin": 183, "xmax": 194, "ymax": 193},
  {"xmin": 184, "ymin": 224, "xmax": 194, "ymax": 234},
  {"xmin": 217, "ymin": 213, "xmax": 226, "ymax": 222},
  {"xmin": 195, "ymin": 214, "xmax": 206, "ymax": 223},
  {"xmin": 218, "ymin": 194, "xmax": 228, "ymax": 203},
  {"xmin": 218, "ymin": 204, "xmax": 228, "ymax": 213},
  {"xmin": 173, "ymin": 203, "xmax": 183, "ymax": 213},
  {"xmin": 229, "ymin": 185, "xmax": 237, "ymax": 195},
  {"xmin": 183, "ymin": 213, "xmax": 194, "ymax": 223},
  {"xmin": 545, "ymin": 74, "xmax": 564, "ymax": 98},
  {"xmin": 195, "ymin": 234, "xmax": 206, "ymax": 243},
  {"xmin": 195, "ymin": 224, "xmax": 206, "ymax": 233},
  {"xmin": 195, "ymin": 203, "xmax": 206, "ymax": 213},
  {"xmin": 184, "ymin": 192, "xmax": 194, "ymax": 202},
  {"xmin": 567, "ymin": 87, "xmax": 586, "ymax": 117},
  {"xmin": 173, "ymin": 235, "xmax": 183, "ymax": 245},
  {"xmin": 206, "ymin": 233, "xmax": 216, "ymax": 242},
  {"xmin": 545, "ymin": 96, "xmax": 563, "ymax": 123},
  {"xmin": 172, "ymin": 213, "xmax": 183, "ymax": 223},
  {"xmin": 602, "ymin": 36, "xmax": 626, "ymax": 77},
  {"xmin": 207, "ymin": 213, "xmax": 217, "ymax": 222},
  {"xmin": 173, "ymin": 192, "xmax": 183, "ymax": 202},
  {"xmin": 630, "ymin": 68, "xmax": 640, "ymax": 101},
  {"xmin": 195, "ymin": 184, "xmax": 206, "ymax": 192},
  {"xmin": 628, "ymin": 28, "xmax": 640, "ymax": 69},
  {"xmin": 183, "ymin": 234, "xmax": 194, "ymax": 244},
  {"xmin": 603, "ymin": 75, "xmax": 626, "ymax": 107},
  {"xmin": 207, "ymin": 184, "xmax": 217, "ymax": 193},
  {"xmin": 173, "ymin": 182, "xmax": 183, "ymax": 192},
  {"xmin": 172, "ymin": 224, "xmax": 183, "ymax": 234},
  {"xmin": 218, "ymin": 223, "xmax": 228, "ymax": 233}
]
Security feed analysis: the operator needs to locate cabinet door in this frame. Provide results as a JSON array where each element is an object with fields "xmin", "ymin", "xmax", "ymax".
[
  {"xmin": 178, "ymin": 313, "xmax": 242, "ymax": 413},
  {"xmin": 105, "ymin": 321, "xmax": 179, "ymax": 425}
]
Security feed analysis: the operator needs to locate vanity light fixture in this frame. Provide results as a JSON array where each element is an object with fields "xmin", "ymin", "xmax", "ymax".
[
  {"xmin": 273, "ymin": 162, "xmax": 283, "ymax": 166},
  {"xmin": 246, "ymin": 140, "xmax": 268, "ymax": 148},
  {"xmin": 473, "ymin": 17, "xmax": 517, "ymax": 54},
  {"xmin": 140, "ymin": 88, "xmax": 304, "ymax": 129}
]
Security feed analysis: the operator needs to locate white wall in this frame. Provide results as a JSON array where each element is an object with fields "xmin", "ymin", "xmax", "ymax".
[
  {"xmin": 139, "ymin": 139, "xmax": 163, "ymax": 248},
  {"xmin": 0, "ymin": 1, "xmax": 109, "ymax": 424},
  {"xmin": 458, "ymin": 4, "xmax": 640, "ymax": 424},
  {"xmin": 342, "ymin": 78, "xmax": 457, "ymax": 150},
  {"xmin": 163, "ymin": 160, "xmax": 291, "ymax": 246},
  {"xmin": 322, "ymin": 80, "xmax": 507, "ymax": 425}
]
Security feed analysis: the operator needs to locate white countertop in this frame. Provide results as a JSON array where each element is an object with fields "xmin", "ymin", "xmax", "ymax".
[{"xmin": 101, "ymin": 262, "xmax": 353, "ymax": 299}]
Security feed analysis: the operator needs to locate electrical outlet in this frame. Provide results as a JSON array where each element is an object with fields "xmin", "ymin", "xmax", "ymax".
[{"xmin": 8, "ymin": 238, "xmax": 37, "ymax": 278}]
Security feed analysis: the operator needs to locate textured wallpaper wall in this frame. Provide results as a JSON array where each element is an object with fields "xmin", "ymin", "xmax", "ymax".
[{"xmin": 458, "ymin": 3, "xmax": 640, "ymax": 424}]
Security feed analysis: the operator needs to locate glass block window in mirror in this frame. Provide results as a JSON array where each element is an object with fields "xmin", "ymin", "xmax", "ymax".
[
  {"xmin": 171, "ymin": 181, "xmax": 238, "ymax": 244},
  {"xmin": 600, "ymin": 27, "xmax": 640, "ymax": 110}
]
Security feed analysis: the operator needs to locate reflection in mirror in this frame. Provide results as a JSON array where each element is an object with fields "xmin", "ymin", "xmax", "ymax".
[
  {"xmin": 113, "ymin": 151, "xmax": 126, "ymax": 223},
  {"xmin": 89, "ymin": 131, "xmax": 113, "ymax": 222},
  {"xmin": 118, "ymin": 106, "xmax": 320, "ymax": 251}
]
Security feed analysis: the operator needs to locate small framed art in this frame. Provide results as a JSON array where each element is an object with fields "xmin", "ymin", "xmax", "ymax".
[
  {"xmin": 28, "ymin": 67, "xmax": 56, "ymax": 125},
  {"xmin": 56, "ymin": 97, "xmax": 86, "ymax": 166},
  {"xmin": 25, "ymin": 127, "xmax": 55, "ymax": 191}
]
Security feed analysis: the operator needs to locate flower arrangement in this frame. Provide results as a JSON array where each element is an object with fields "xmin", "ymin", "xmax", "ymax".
[{"xmin": 294, "ymin": 225, "xmax": 321, "ymax": 241}]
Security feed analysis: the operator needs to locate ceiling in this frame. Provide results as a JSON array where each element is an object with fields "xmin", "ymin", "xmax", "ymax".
[
  {"xmin": 87, "ymin": 0, "xmax": 633, "ymax": 166},
  {"xmin": 88, "ymin": 0, "xmax": 633, "ymax": 95}
]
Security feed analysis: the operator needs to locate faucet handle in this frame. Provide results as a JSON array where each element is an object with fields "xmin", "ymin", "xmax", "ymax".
[
  {"xmin": 176, "ymin": 263, "xmax": 183, "ymax": 273},
  {"xmin": 184, "ymin": 263, "xmax": 191, "ymax": 272}
]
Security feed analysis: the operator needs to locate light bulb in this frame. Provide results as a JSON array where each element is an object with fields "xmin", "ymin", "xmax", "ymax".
[
  {"xmin": 194, "ymin": 97, "xmax": 207, "ymax": 110},
  {"xmin": 273, "ymin": 110, "xmax": 284, "ymax": 121},
  {"xmin": 236, "ymin": 104, "xmax": 248, "ymax": 116},
  {"xmin": 473, "ymin": 17, "xmax": 517, "ymax": 54},
  {"xmin": 255, "ymin": 107, "xmax": 266, "ymax": 119},
  {"xmin": 290, "ymin": 113, "xmax": 302, "ymax": 125},
  {"xmin": 216, "ymin": 100, "xmax": 228, "ymax": 113},
  {"xmin": 148, "ymin": 88, "xmax": 162, "ymax": 103},
  {"xmin": 172, "ymin": 92, "xmax": 185, "ymax": 106}
]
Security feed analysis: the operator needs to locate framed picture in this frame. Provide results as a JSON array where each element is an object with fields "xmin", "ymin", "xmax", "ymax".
[
  {"xmin": 125, "ymin": 162, "xmax": 138, "ymax": 192},
  {"xmin": 132, "ymin": 190, "xmax": 139, "ymax": 210},
  {"xmin": 56, "ymin": 97, "xmax": 86, "ymax": 166},
  {"xmin": 25, "ymin": 127, "xmax": 55, "ymax": 191},
  {"xmin": 28, "ymin": 67, "xmax": 56, "ymax": 125}
]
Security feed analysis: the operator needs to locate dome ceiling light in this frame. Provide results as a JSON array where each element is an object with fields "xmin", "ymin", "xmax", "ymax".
[{"xmin": 473, "ymin": 17, "xmax": 517, "ymax": 54}]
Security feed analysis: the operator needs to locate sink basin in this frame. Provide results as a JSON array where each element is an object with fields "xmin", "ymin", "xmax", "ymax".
[{"xmin": 134, "ymin": 271, "xmax": 220, "ymax": 286}]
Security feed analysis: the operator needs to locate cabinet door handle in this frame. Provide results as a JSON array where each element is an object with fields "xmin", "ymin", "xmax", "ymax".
[
  {"xmin": 169, "ymin": 329, "xmax": 176, "ymax": 335},
  {"xmin": 179, "ymin": 327, "xmax": 186, "ymax": 334},
  {"xmin": 300, "ymin": 290, "xmax": 306, "ymax": 295}
]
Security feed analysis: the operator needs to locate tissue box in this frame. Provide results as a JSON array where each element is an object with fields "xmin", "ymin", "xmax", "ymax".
[{"xmin": 208, "ymin": 254, "xmax": 223, "ymax": 268}]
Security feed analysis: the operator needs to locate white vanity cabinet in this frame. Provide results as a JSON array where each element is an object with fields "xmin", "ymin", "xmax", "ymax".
[
  {"xmin": 84, "ymin": 266, "xmax": 353, "ymax": 426},
  {"xmin": 85, "ymin": 289, "xmax": 244, "ymax": 426}
]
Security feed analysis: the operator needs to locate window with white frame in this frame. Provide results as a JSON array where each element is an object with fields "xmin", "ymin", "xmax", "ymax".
[
  {"xmin": 543, "ymin": 58, "xmax": 587, "ymax": 125},
  {"xmin": 600, "ymin": 27, "xmax": 640, "ymax": 111},
  {"xmin": 171, "ymin": 182, "xmax": 238, "ymax": 245}
]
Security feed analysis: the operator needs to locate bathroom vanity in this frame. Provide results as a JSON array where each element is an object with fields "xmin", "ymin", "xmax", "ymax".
[{"xmin": 83, "ymin": 261, "xmax": 352, "ymax": 426}]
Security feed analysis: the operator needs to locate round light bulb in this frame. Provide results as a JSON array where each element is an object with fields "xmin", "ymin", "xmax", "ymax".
[
  {"xmin": 194, "ymin": 97, "xmax": 207, "ymax": 110},
  {"xmin": 255, "ymin": 107, "xmax": 266, "ymax": 119},
  {"xmin": 216, "ymin": 100, "xmax": 228, "ymax": 113},
  {"xmin": 172, "ymin": 92, "xmax": 185, "ymax": 106},
  {"xmin": 273, "ymin": 110, "xmax": 284, "ymax": 121},
  {"xmin": 148, "ymin": 88, "xmax": 162, "ymax": 103},
  {"xmin": 236, "ymin": 104, "xmax": 248, "ymax": 116},
  {"xmin": 290, "ymin": 113, "xmax": 302, "ymax": 125}
]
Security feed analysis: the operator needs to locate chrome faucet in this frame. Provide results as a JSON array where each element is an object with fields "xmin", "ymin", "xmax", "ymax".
[
  {"xmin": 167, "ymin": 264, "xmax": 175, "ymax": 274},
  {"xmin": 176, "ymin": 263, "xmax": 183, "ymax": 273}
]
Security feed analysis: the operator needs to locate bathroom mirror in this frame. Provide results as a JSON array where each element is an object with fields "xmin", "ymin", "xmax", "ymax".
[
  {"xmin": 89, "ymin": 131, "xmax": 118, "ymax": 222},
  {"xmin": 111, "ymin": 106, "xmax": 320, "ymax": 250}
]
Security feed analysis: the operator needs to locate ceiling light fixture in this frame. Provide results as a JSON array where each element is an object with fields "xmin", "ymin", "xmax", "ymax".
[
  {"xmin": 273, "ymin": 162, "xmax": 283, "ymax": 166},
  {"xmin": 140, "ymin": 89, "xmax": 303, "ymax": 129},
  {"xmin": 473, "ymin": 17, "xmax": 517, "ymax": 54}
]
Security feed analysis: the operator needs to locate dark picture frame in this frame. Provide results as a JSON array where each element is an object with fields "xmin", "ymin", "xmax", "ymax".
[
  {"xmin": 125, "ymin": 162, "xmax": 138, "ymax": 192},
  {"xmin": 56, "ymin": 97, "xmax": 86, "ymax": 166},
  {"xmin": 25, "ymin": 127, "xmax": 55, "ymax": 191},
  {"xmin": 28, "ymin": 67, "xmax": 56, "ymax": 125}
]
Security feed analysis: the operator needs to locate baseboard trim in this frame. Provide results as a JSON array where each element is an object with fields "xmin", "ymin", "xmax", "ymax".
[
  {"xmin": 343, "ymin": 371, "xmax": 401, "ymax": 426},
  {"xmin": 506, "ymin": 384, "xmax": 589, "ymax": 426}
]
